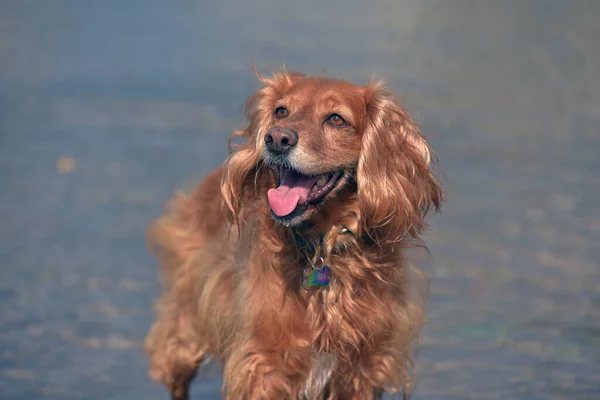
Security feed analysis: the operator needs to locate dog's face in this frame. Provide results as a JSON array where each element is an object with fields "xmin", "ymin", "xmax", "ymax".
[
  {"xmin": 223, "ymin": 71, "xmax": 442, "ymax": 242},
  {"xmin": 261, "ymin": 78, "xmax": 365, "ymax": 226}
]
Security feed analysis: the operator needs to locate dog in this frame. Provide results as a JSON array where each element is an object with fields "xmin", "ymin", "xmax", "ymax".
[{"xmin": 144, "ymin": 70, "xmax": 443, "ymax": 400}]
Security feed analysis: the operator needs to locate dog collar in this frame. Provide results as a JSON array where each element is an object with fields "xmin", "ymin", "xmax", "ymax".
[
  {"xmin": 302, "ymin": 257, "xmax": 330, "ymax": 290},
  {"xmin": 297, "ymin": 230, "xmax": 352, "ymax": 291}
]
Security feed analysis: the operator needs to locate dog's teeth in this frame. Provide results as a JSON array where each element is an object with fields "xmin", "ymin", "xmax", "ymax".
[{"xmin": 317, "ymin": 175, "xmax": 328, "ymax": 186}]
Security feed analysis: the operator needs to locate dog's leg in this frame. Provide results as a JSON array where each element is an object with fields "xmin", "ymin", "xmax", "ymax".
[
  {"xmin": 146, "ymin": 254, "xmax": 236, "ymax": 398},
  {"xmin": 325, "ymin": 373, "xmax": 388, "ymax": 400},
  {"xmin": 224, "ymin": 341, "xmax": 310, "ymax": 400},
  {"xmin": 145, "ymin": 174, "xmax": 234, "ymax": 398},
  {"xmin": 145, "ymin": 297, "xmax": 206, "ymax": 399},
  {"xmin": 169, "ymin": 364, "xmax": 197, "ymax": 400}
]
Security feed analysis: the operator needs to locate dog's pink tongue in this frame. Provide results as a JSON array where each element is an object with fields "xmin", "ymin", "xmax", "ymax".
[{"xmin": 268, "ymin": 172, "xmax": 319, "ymax": 217}]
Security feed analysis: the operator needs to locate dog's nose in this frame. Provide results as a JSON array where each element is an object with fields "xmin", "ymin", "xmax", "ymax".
[{"xmin": 264, "ymin": 127, "xmax": 298, "ymax": 154}]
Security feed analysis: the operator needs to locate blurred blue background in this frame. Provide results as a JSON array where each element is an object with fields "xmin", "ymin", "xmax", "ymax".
[{"xmin": 1, "ymin": 1, "xmax": 599, "ymax": 399}]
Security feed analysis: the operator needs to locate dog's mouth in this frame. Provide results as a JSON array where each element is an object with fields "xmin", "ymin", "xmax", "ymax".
[{"xmin": 267, "ymin": 165, "xmax": 343, "ymax": 218}]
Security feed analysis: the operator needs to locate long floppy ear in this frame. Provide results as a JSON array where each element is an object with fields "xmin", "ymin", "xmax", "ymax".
[
  {"xmin": 357, "ymin": 83, "xmax": 442, "ymax": 245},
  {"xmin": 221, "ymin": 69, "xmax": 304, "ymax": 222}
]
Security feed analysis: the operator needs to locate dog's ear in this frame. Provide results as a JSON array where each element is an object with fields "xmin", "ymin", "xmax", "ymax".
[
  {"xmin": 221, "ymin": 69, "xmax": 304, "ymax": 221},
  {"xmin": 357, "ymin": 83, "xmax": 442, "ymax": 245}
]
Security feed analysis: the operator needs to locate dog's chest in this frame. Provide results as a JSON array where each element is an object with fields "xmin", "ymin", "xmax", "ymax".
[{"xmin": 302, "ymin": 351, "xmax": 337, "ymax": 399}]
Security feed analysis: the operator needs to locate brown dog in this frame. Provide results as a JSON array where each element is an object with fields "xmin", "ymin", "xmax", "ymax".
[{"xmin": 144, "ymin": 70, "xmax": 442, "ymax": 399}]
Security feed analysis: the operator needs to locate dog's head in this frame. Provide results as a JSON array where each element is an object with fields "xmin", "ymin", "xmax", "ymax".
[{"xmin": 222, "ymin": 70, "xmax": 442, "ymax": 243}]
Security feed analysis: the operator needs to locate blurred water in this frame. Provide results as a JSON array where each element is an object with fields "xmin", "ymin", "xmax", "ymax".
[{"xmin": 1, "ymin": 1, "xmax": 599, "ymax": 399}]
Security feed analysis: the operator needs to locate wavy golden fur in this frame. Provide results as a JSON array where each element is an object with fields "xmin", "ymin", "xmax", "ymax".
[{"xmin": 144, "ymin": 70, "xmax": 443, "ymax": 400}]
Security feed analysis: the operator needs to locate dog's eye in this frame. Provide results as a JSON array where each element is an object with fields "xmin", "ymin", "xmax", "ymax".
[
  {"xmin": 274, "ymin": 106, "xmax": 289, "ymax": 119},
  {"xmin": 326, "ymin": 113, "xmax": 347, "ymax": 127}
]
